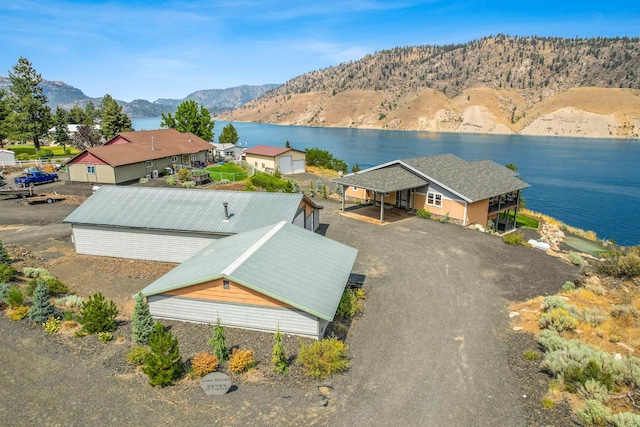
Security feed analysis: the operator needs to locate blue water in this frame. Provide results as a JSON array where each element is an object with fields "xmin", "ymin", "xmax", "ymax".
[{"xmin": 133, "ymin": 118, "xmax": 640, "ymax": 246}]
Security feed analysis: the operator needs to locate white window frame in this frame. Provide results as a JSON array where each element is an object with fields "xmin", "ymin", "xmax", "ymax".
[
  {"xmin": 427, "ymin": 191, "xmax": 443, "ymax": 207},
  {"xmin": 145, "ymin": 160, "xmax": 153, "ymax": 168},
  {"xmin": 190, "ymin": 154, "xmax": 196, "ymax": 161},
  {"xmin": 171, "ymin": 156, "xmax": 178, "ymax": 163},
  {"xmin": 87, "ymin": 165, "xmax": 96, "ymax": 174}
]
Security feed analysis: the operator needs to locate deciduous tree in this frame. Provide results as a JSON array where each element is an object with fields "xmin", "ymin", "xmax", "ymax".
[
  {"xmin": 6, "ymin": 57, "xmax": 51, "ymax": 151},
  {"xmin": 99, "ymin": 94, "xmax": 132, "ymax": 140},
  {"xmin": 70, "ymin": 124, "xmax": 102, "ymax": 149},
  {"xmin": 219, "ymin": 123, "xmax": 239, "ymax": 145},
  {"xmin": 161, "ymin": 100, "xmax": 214, "ymax": 141}
]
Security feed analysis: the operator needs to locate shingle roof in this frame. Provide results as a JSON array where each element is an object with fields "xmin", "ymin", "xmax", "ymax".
[
  {"xmin": 63, "ymin": 186, "xmax": 311, "ymax": 235},
  {"xmin": 141, "ymin": 221, "xmax": 358, "ymax": 321},
  {"xmin": 245, "ymin": 145, "xmax": 299, "ymax": 157},
  {"xmin": 333, "ymin": 164, "xmax": 428, "ymax": 193},
  {"xmin": 67, "ymin": 129, "xmax": 212, "ymax": 167}
]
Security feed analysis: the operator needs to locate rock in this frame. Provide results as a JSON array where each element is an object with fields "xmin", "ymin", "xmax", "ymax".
[
  {"xmin": 614, "ymin": 353, "xmax": 623, "ymax": 360},
  {"xmin": 512, "ymin": 326, "xmax": 524, "ymax": 331},
  {"xmin": 586, "ymin": 276, "xmax": 602, "ymax": 287},
  {"xmin": 617, "ymin": 342, "xmax": 635, "ymax": 353},
  {"xmin": 509, "ymin": 311, "xmax": 520, "ymax": 318},
  {"xmin": 318, "ymin": 386, "xmax": 333, "ymax": 397},
  {"xmin": 313, "ymin": 397, "xmax": 329, "ymax": 407}
]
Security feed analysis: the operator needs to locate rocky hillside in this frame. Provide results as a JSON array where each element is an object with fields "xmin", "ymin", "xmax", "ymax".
[{"xmin": 221, "ymin": 35, "xmax": 640, "ymax": 138}]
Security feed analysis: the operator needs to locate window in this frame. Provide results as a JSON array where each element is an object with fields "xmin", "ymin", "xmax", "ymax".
[
  {"xmin": 254, "ymin": 161, "xmax": 258, "ymax": 167},
  {"xmin": 223, "ymin": 280, "xmax": 230, "ymax": 290},
  {"xmin": 261, "ymin": 163, "xmax": 265, "ymax": 169},
  {"xmin": 145, "ymin": 160, "xmax": 153, "ymax": 168},
  {"xmin": 86, "ymin": 165, "xmax": 96, "ymax": 174},
  {"xmin": 427, "ymin": 191, "xmax": 442, "ymax": 207},
  {"xmin": 190, "ymin": 154, "xmax": 196, "ymax": 161},
  {"xmin": 171, "ymin": 156, "xmax": 178, "ymax": 163}
]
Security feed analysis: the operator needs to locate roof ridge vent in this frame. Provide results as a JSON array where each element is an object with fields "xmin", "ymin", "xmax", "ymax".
[{"xmin": 222, "ymin": 221, "xmax": 286, "ymax": 276}]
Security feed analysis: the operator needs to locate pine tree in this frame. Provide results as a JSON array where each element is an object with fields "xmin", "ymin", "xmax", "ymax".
[
  {"xmin": 29, "ymin": 282, "xmax": 55, "ymax": 323},
  {"xmin": 77, "ymin": 292, "xmax": 118, "ymax": 334},
  {"xmin": 142, "ymin": 322, "xmax": 182, "ymax": 387},
  {"xmin": 0, "ymin": 240, "xmax": 10, "ymax": 264},
  {"xmin": 272, "ymin": 326, "xmax": 288, "ymax": 374},
  {"xmin": 131, "ymin": 292, "xmax": 155, "ymax": 345},
  {"xmin": 208, "ymin": 318, "xmax": 230, "ymax": 362}
]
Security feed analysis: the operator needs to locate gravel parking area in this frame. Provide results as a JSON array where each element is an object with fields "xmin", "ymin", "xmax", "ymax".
[{"xmin": 0, "ymin": 183, "xmax": 579, "ymax": 426}]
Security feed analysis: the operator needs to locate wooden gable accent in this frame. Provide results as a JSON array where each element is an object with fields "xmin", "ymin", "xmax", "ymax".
[{"xmin": 163, "ymin": 278, "xmax": 293, "ymax": 308}]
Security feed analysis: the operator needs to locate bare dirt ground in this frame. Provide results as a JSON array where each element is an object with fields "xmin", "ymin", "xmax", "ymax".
[{"xmin": 0, "ymin": 178, "xmax": 580, "ymax": 426}]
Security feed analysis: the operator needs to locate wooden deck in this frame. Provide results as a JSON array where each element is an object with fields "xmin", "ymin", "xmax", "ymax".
[{"xmin": 342, "ymin": 205, "xmax": 414, "ymax": 225}]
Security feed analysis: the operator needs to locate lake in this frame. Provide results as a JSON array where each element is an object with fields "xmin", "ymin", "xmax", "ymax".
[{"xmin": 133, "ymin": 117, "xmax": 640, "ymax": 246}]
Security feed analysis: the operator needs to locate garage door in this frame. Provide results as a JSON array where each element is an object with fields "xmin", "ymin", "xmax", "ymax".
[
  {"xmin": 148, "ymin": 295, "xmax": 320, "ymax": 339},
  {"xmin": 278, "ymin": 156, "xmax": 292, "ymax": 174},
  {"xmin": 293, "ymin": 159, "xmax": 305, "ymax": 173},
  {"xmin": 72, "ymin": 225, "xmax": 221, "ymax": 263}
]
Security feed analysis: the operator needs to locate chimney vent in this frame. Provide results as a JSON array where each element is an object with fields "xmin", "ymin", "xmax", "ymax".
[
  {"xmin": 223, "ymin": 202, "xmax": 229, "ymax": 222},
  {"xmin": 151, "ymin": 136, "xmax": 155, "ymax": 150}
]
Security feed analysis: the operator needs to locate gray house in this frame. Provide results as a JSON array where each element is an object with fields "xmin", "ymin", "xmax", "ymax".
[
  {"xmin": 141, "ymin": 221, "xmax": 358, "ymax": 339},
  {"xmin": 63, "ymin": 186, "xmax": 320, "ymax": 263}
]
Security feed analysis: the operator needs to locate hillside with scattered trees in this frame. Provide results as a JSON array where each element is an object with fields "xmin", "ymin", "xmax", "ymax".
[{"xmin": 221, "ymin": 35, "xmax": 640, "ymax": 139}]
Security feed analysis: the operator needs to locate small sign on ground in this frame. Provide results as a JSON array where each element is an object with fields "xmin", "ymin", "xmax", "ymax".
[{"xmin": 201, "ymin": 372, "xmax": 232, "ymax": 396}]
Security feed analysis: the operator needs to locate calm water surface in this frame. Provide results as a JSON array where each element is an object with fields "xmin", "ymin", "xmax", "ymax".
[{"xmin": 133, "ymin": 118, "xmax": 640, "ymax": 246}]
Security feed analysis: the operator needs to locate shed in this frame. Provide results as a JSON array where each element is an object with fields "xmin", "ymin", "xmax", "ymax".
[
  {"xmin": 141, "ymin": 221, "xmax": 358, "ymax": 339},
  {"xmin": 245, "ymin": 145, "xmax": 306, "ymax": 175},
  {"xmin": 63, "ymin": 186, "xmax": 320, "ymax": 263},
  {"xmin": 0, "ymin": 150, "xmax": 16, "ymax": 166}
]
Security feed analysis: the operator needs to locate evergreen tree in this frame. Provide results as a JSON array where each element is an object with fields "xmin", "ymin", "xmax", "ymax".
[
  {"xmin": 272, "ymin": 326, "xmax": 288, "ymax": 374},
  {"xmin": 208, "ymin": 318, "xmax": 230, "ymax": 362},
  {"xmin": 285, "ymin": 140, "xmax": 291, "ymax": 148},
  {"xmin": 68, "ymin": 105, "xmax": 89, "ymax": 125},
  {"xmin": 99, "ymin": 94, "xmax": 132, "ymax": 140},
  {"xmin": 52, "ymin": 107, "xmax": 70, "ymax": 149},
  {"xmin": 161, "ymin": 100, "xmax": 215, "ymax": 141},
  {"xmin": 219, "ymin": 123, "xmax": 239, "ymax": 145},
  {"xmin": 0, "ymin": 91, "xmax": 10, "ymax": 147},
  {"xmin": 6, "ymin": 57, "xmax": 52, "ymax": 152},
  {"xmin": 351, "ymin": 163, "xmax": 361, "ymax": 173},
  {"xmin": 143, "ymin": 322, "xmax": 182, "ymax": 387},
  {"xmin": 77, "ymin": 292, "xmax": 118, "ymax": 334},
  {"xmin": 29, "ymin": 282, "xmax": 55, "ymax": 323},
  {"xmin": 131, "ymin": 293, "xmax": 155, "ymax": 345},
  {"xmin": 0, "ymin": 240, "xmax": 10, "ymax": 264}
]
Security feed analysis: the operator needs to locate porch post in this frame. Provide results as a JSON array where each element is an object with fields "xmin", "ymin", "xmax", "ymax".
[
  {"xmin": 411, "ymin": 189, "xmax": 415, "ymax": 214},
  {"xmin": 463, "ymin": 201, "xmax": 468, "ymax": 226},
  {"xmin": 341, "ymin": 185, "xmax": 346, "ymax": 212},
  {"xmin": 380, "ymin": 192, "xmax": 385, "ymax": 223}
]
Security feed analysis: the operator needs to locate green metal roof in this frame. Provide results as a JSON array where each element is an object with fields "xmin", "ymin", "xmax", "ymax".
[
  {"xmin": 333, "ymin": 164, "xmax": 428, "ymax": 193},
  {"xmin": 141, "ymin": 221, "xmax": 358, "ymax": 321},
  {"xmin": 63, "ymin": 186, "xmax": 311, "ymax": 235}
]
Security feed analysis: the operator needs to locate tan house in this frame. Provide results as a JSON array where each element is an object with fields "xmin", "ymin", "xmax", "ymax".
[
  {"xmin": 66, "ymin": 129, "xmax": 212, "ymax": 184},
  {"xmin": 333, "ymin": 154, "xmax": 529, "ymax": 232},
  {"xmin": 244, "ymin": 145, "xmax": 306, "ymax": 174}
]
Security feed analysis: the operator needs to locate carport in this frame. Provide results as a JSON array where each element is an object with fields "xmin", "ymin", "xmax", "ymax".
[{"xmin": 333, "ymin": 164, "xmax": 429, "ymax": 223}]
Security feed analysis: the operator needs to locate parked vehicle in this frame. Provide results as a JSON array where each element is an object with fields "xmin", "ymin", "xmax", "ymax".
[{"xmin": 14, "ymin": 171, "xmax": 58, "ymax": 187}]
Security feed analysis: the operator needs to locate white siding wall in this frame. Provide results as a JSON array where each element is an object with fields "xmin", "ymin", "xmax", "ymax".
[
  {"xmin": 293, "ymin": 211, "xmax": 305, "ymax": 227},
  {"xmin": 72, "ymin": 225, "xmax": 222, "ymax": 263},
  {"xmin": 148, "ymin": 295, "xmax": 321, "ymax": 339},
  {"xmin": 293, "ymin": 159, "xmax": 305, "ymax": 173}
]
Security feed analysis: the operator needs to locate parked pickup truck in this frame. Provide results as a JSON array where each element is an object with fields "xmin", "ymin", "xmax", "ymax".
[{"xmin": 14, "ymin": 171, "xmax": 59, "ymax": 186}]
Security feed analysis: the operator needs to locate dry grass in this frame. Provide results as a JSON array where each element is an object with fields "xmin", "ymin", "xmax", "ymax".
[
  {"xmin": 305, "ymin": 166, "xmax": 340, "ymax": 178},
  {"xmin": 520, "ymin": 208, "xmax": 599, "ymax": 241}
]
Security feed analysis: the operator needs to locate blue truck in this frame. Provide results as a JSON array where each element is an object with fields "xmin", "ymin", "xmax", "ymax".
[{"xmin": 14, "ymin": 170, "xmax": 59, "ymax": 187}]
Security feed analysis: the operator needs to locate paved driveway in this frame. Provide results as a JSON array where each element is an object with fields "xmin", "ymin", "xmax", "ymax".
[{"xmin": 317, "ymin": 201, "xmax": 576, "ymax": 426}]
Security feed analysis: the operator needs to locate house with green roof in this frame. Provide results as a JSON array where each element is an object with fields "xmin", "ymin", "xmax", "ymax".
[
  {"xmin": 63, "ymin": 186, "xmax": 320, "ymax": 263},
  {"xmin": 140, "ymin": 221, "xmax": 358, "ymax": 339},
  {"xmin": 333, "ymin": 154, "xmax": 529, "ymax": 232}
]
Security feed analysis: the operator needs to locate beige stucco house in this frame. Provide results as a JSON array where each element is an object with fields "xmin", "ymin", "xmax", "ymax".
[{"xmin": 244, "ymin": 145, "xmax": 306, "ymax": 174}]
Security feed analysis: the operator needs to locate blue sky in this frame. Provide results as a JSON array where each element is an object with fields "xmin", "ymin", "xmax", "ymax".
[{"xmin": 2, "ymin": 1, "xmax": 639, "ymax": 102}]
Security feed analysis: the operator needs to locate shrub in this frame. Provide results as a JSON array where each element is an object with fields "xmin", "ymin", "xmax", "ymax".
[
  {"xmin": 182, "ymin": 180, "xmax": 196, "ymax": 189},
  {"xmin": 39, "ymin": 149, "xmax": 54, "ymax": 157},
  {"xmin": 127, "ymin": 346, "xmax": 150, "ymax": 366},
  {"xmin": 578, "ymin": 399, "xmax": 610, "ymax": 426},
  {"xmin": 220, "ymin": 178, "xmax": 230, "ymax": 184},
  {"xmin": 540, "ymin": 398, "xmax": 555, "ymax": 409},
  {"xmin": 539, "ymin": 308, "xmax": 578, "ymax": 333},
  {"xmin": 7, "ymin": 287, "xmax": 24, "ymax": 308},
  {"xmin": 22, "ymin": 267, "xmax": 51, "ymax": 278},
  {"xmin": 577, "ymin": 379, "xmax": 609, "ymax": 402},
  {"xmin": 208, "ymin": 318, "xmax": 230, "ymax": 362},
  {"xmin": 561, "ymin": 281, "xmax": 576, "ymax": 292},
  {"xmin": 416, "ymin": 209, "xmax": 432, "ymax": 219},
  {"xmin": 579, "ymin": 308, "xmax": 608, "ymax": 327},
  {"xmin": 0, "ymin": 240, "xmax": 10, "ymax": 264},
  {"xmin": 9, "ymin": 305, "xmax": 30, "ymax": 321},
  {"xmin": 610, "ymin": 304, "xmax": 638, "ymax": 319},
  {"xmin": 272, "ymin": 327, "xmax": 288, "ymax": 374},
  {"xmin": 609, "ymin": 412, "xmax": 640, "ymax": 427},
  {"xmin": 503, "ymin": 232, "xmax": 526, "ymax": 246},
  {"xmin": 44, "ymin": 317, "xmax": 61, "ymax": 334},
  {"xmin": 165, "ymin": 176, "xmax": 177, "ymax": 185},
  {"xmin": 439, "ymin": 212, "xmax": 450, "ymax": 224},
  {"xmin": 29, "ymin": 282, "xmax": 56, "ymax": 323},
  {"xmin": 131, "ymin": 293, "xmax": 155, "ymax": 345},
  {"xmin": 568, "ymin": 252, "xmax": 584, "ymax": 266},
  {"xmin": 138, "ymin": 177, "xmax": 149, "ymax": 184},
  {"xmin": 542, "ymin": 295, "xmax": 571, "ymax": 312},
  {"xmin": 336, "ymin": 289, "xmax": 360, "ymax": 318},
  {"xmin": 177, "ymin": 168, "xmax": 191, "ymax": 181},
  {"xmin": 54, "ymin": 295, "xmax": 84, "ymax": 308},
  {"xmin": 0, "ymin": 263, "xmax": 17, "ymax": 283},
  {"xmin": 297, "ymin": 338, "xmax": 349, "ymax": 379},
  {"xmin": 191, "ymin": 352, "xmax": 219, "ymax": 376},
  {"xmin": 16, "ymin": 153, "xmax": 29, "ymax": 160},
  {"xmin": 27, "ymin": 276, "xmax": 68, "ymax": 296},
  {"xmin": 523, "ymin": 350, "xmax": 539, "ymax": 361},
  {"xmin": 243, "ymin": 181, "xmax": 256, "ymax": 191},
  {"xmin": 250, "ymin": 173, "xmax": 289, "ymax": 192},
  {"xmin": 77, "ymin": 292, "xmax": 118, "ymax": 335},
  {"xmin": 98, "ymin": 332, "xmax": 113, "ymax": 342},
  {"xmin": 25, "ymin": 278, "xmax": 45, "ymax": 296},
  {"xmin": 616, "ymin": 254, "xmax": 640, "ymax": 278},
  {"xmin": 228, "ymin": 348, "xmax": 255, "ymax": 373},
  {"xmin": 585, "ymin": 284, "xmax": 605, "ymax": 295},
  {"xmin": 143, "ymin": 323, "xmax": 182, "ymax": 387},
  {"xmin": 0, "ymin": 283, "xmax": 9, "ymax": 300}
]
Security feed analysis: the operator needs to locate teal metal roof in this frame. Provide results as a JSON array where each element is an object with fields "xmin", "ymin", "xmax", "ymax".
[
  {"xmin": 141, "ymin": 222, "xmax": 358, "ymax": 321},
  {"xmin": 63, "ymin": 186, "xmax": 310, "ymax": 235}
]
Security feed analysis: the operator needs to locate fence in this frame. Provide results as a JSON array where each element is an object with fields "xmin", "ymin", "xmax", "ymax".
[
  {"xmin": 0, "ymin": 158, "xmax": 71, "ymax": 168},
  {"xmin": 208, "ymin": 171, "xmax": 248, "ymax": 182}
]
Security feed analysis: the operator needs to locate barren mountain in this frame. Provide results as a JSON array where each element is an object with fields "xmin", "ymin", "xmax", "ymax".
[{"xmin": 220, "ymin": 35, "xmax": 640, "ymax": 138}]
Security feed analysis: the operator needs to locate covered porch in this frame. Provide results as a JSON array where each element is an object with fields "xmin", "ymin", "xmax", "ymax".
[
  {"xmin": 487, "ymin": 190, "xmax": 522, "ymax": 233},
  {"xmin": 333, "ymin": 164, "xmax": 429, "ymax": 224}
]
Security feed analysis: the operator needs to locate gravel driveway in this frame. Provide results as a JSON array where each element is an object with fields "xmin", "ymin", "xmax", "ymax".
[{"xmin": 0, "ymin": 185, "xmax": 578, "ymax": 426}]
